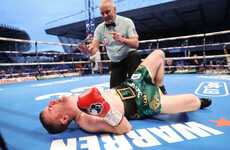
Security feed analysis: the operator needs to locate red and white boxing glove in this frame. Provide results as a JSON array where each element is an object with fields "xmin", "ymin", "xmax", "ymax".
[{"xmin": 77, "ymin": 87, "xmax": 123, "ymax": 126}]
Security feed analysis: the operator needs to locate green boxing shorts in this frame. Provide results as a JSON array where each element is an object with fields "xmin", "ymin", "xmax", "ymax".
[{"xmin": 116, "ymin": 65, "xmax": 162, "ymax": 119}]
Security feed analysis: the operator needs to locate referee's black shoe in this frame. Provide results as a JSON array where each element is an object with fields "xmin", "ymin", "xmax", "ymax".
[{"xmin": 200, "ymin": 98, "xmax": 212, "ymax": 109}]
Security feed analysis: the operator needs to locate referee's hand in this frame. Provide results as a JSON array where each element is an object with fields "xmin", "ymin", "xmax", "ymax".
[{"xmin": 77, "ymin": 43, "xmax": 94, "ymax": 56}]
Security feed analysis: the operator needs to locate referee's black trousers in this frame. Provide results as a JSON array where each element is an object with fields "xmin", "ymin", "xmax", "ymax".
[{"xmin": 110, "ymin": 51, "xmax": 141, "ymax": 88}]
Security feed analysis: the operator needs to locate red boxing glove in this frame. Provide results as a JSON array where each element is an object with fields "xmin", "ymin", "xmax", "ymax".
[
  {"xmin": 78, "ymin": 87, "xmax": 123, "ymax": 126},
  {"xmin": 78, "ymin": 87, "xmax": 110, "ymax": 117}
]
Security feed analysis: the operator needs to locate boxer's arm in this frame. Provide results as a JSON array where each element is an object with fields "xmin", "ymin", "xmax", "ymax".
[
  {"xmin": 78, "ymin": 87, "xmax": 123, "ymax": 126},
  {"xmin": 77, "ymin": 112, "xmax": 132, "ymax": 134},
  {"xmin": 77, "ymin": 87, "xmax": 132, "ymax": 134}
]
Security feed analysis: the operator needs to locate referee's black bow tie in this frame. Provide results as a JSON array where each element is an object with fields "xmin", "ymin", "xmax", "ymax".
[{"xmin": 105, "ymin": 22, "xmax": 116, "ymax": 27}]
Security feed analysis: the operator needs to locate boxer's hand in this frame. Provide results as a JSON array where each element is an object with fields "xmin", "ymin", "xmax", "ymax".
[
  {"xmin": 78, "ymin": 87, "xmax": 123, "ymax": 126},
  {"xmin": 78, "ymin": 87, "xmax": 110, "ymax": 117}
]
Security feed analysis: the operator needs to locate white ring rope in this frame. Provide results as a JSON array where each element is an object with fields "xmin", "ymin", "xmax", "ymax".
[
  {"xmin": 0, "ymin": 61, "xmax": 91, "ymax": 66},
  {"xmin": 165, "ymin": 65, "xmax": 230, "ymax": 68},
  {"xmin": 139, "ymin": 30, "xmax": 230, "ymax": 43},
  {"xmin": 137, "ymin": 42, "xmax": 230, "ymax": 53},
  {"xmin": 0, "ymin": 29, "xmax": 230, "ymax": 48},
  {"xmin": 0, "ymin": 54, "xmax": 229, "ymax": 78},
  {"xmin": 0, "ymin": 51, "xmax": 81, "ymax": 55},
  {"xmin": 0, "ymin": 37, "xmax": 79, "ymax": 47},
  {"xmin": 1, "ymin": 41, "xmax": 229, "ymax": 56},
  {"xmin": 0, "ymin": 54, "xmax": 229, "ymax": 66},
  {"xmin": 165, "ymin": 54, "xmax": 230, "ymax": 60}
]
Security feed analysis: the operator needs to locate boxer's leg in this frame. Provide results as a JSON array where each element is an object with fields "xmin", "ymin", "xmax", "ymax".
[
  {"xmin": 141, "ymin": 49, "xmax": 167, "ymax": 94},
  {"xmin": 160, "ymin": 95, "xmax": 212, "ymax": 114},
  {"xmin": 160, "ymin": 94, "xmax": 200, "ymax": 114}
]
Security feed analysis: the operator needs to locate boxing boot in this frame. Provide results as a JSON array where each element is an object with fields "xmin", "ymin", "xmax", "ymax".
[
  {"xmin": 159, "ymin": 85, "xmax": 167, "ymax": 95},
  {"xmin": 78, "ymin": 87, "xmax": 123, "ymax": 126},
  {"xmin": 200, "ymin": 98, "xmax": 212, "ymax": 109}
]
